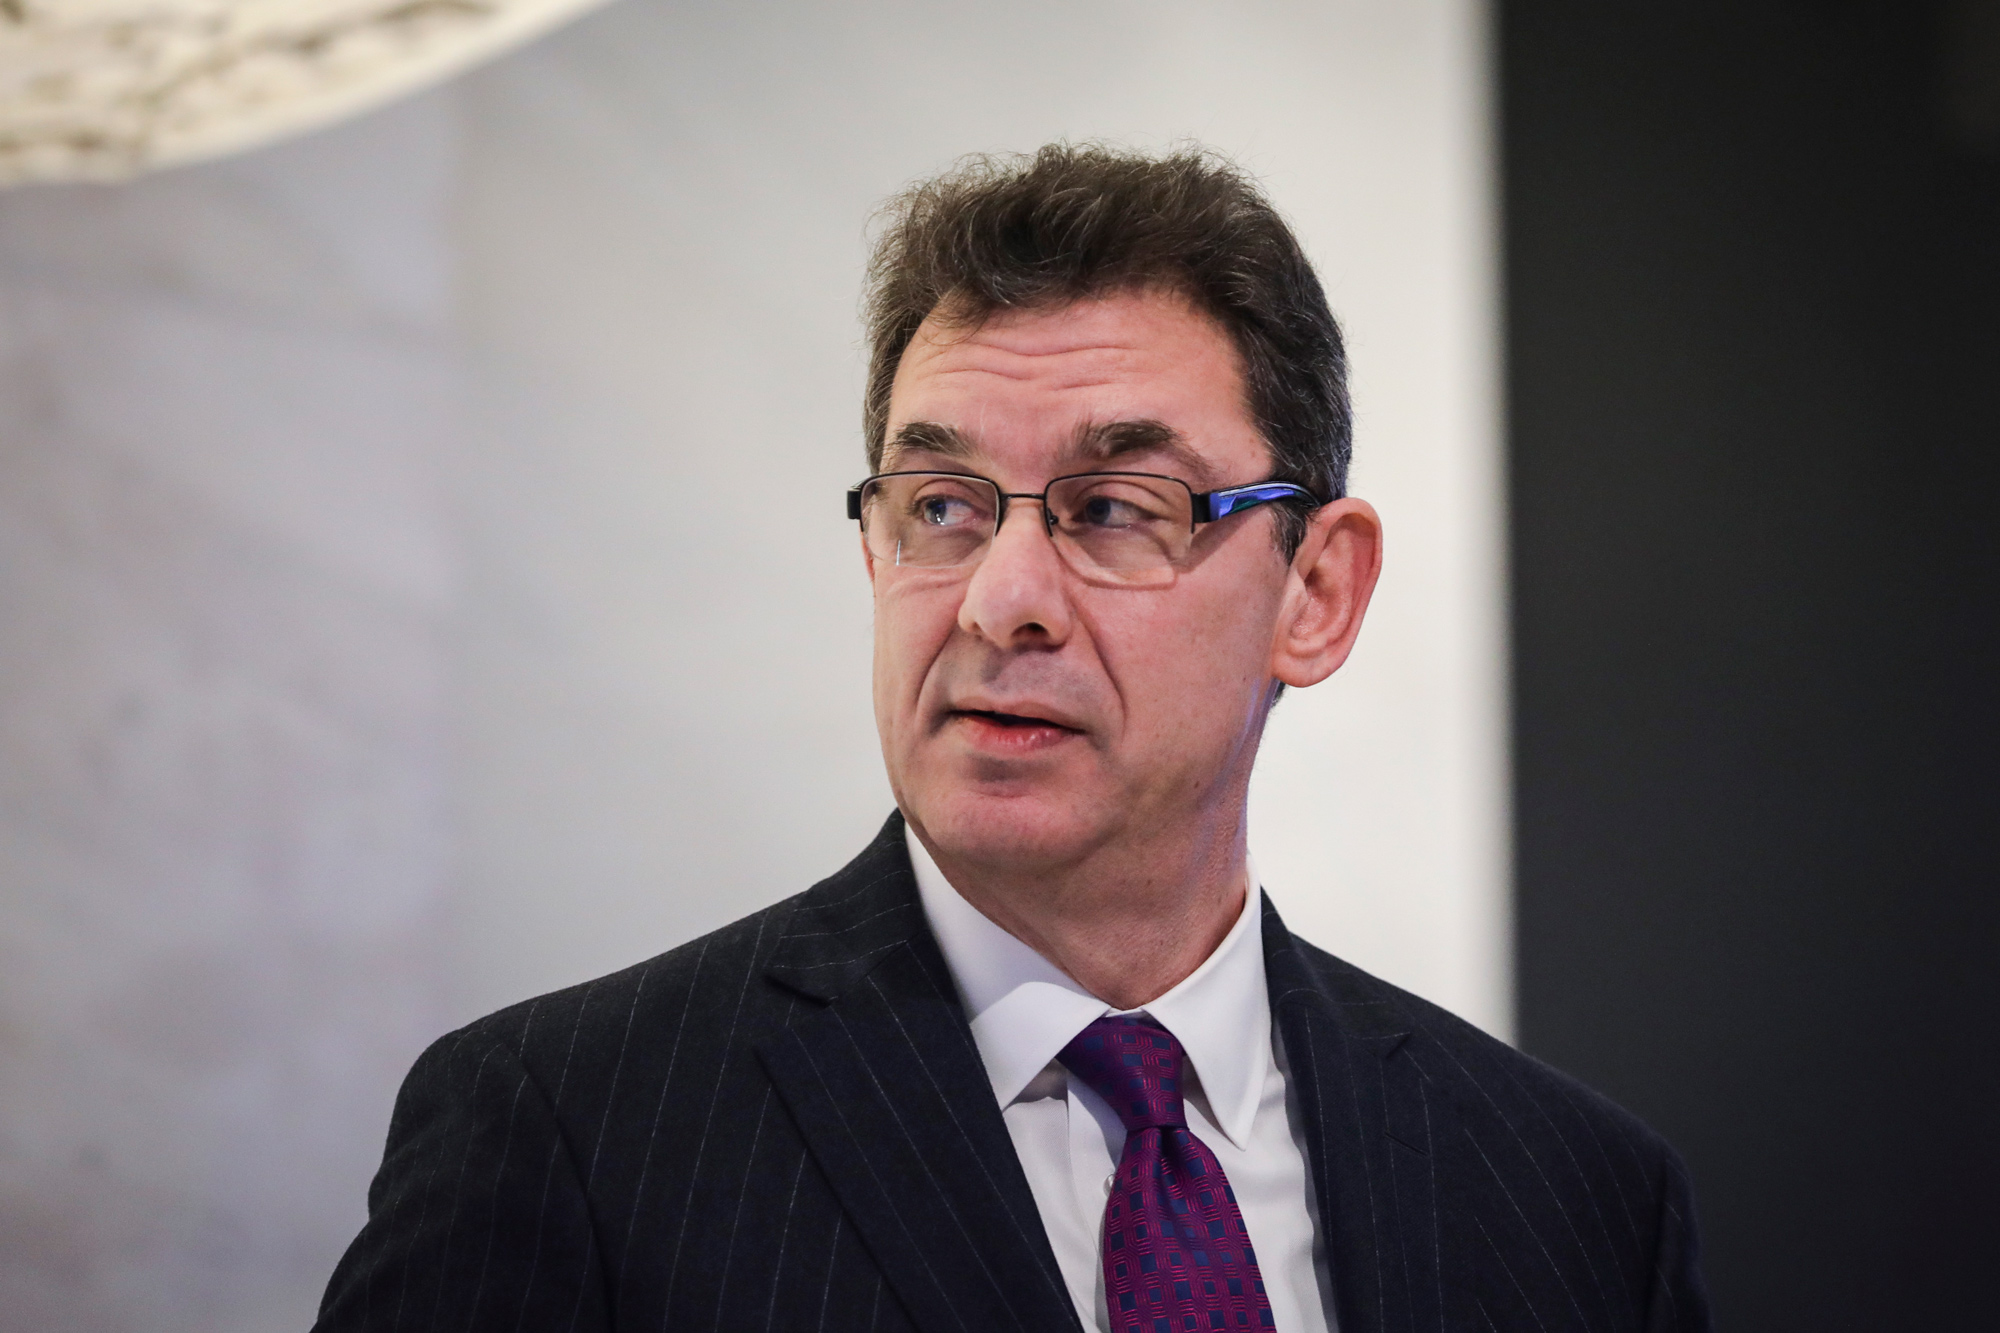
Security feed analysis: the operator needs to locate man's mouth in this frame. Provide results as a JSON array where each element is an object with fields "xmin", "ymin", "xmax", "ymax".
[
  {"xmin": 948, "ymin": 708, "xmax": 1083, "ymax": 752},
  {"xmin": 957, "ymin": 709, "xmax": 1072, "ymax": 728}
]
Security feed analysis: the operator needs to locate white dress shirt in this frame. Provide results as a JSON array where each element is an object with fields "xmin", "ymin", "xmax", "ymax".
[{"xmin": 907, "ymin": 828, "xmax": 1337, "ymax": 1333}]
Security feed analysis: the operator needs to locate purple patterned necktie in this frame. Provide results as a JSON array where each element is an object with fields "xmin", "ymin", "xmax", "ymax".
[{"xmin": 1059, "ymin": 1015, "xmax": 1276, "ymax": 1333}]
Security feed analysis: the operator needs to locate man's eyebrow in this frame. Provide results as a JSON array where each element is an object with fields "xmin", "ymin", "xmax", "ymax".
[
  {"xmin": 882, "ymin": 421, "xmax": 978, "ymax": 469},
  {"xmin": 882, "ymin": 418, "xmax": 1221, "ymax": 485},
  {"xmin": 1073, "ymin": 419, "xmax": 1219, "ymax": 486}
]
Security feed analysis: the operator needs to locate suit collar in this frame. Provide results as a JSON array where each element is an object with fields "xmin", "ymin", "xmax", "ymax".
[
  {"xmin": 758, "ymin": 812, "xmax": 1083, "ymax": 1333},
  {"xmin": 763, "ymin": 811, "xmax": 944, "ymax": 1003},
  {"xmin": 1262, "ymin": 893, "xmax": 1413, "ymax": 1047},
  {"xmin": 1263, "ymin": 895, "xmax": 1463, "ymax": 1333}
]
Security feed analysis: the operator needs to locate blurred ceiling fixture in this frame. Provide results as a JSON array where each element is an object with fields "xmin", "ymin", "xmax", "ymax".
[{"xmin": 0, "ymin": 0, "xmax": 609, "ymax": 185}]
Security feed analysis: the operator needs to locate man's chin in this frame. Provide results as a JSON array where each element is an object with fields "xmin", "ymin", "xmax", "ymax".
[{"xmin": 905, "ymin": 788, "xmax": 1112, "ymax": 875}]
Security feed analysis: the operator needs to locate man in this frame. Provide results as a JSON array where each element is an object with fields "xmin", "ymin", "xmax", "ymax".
[{"xmin": 315, "ymin": 145, "xmax": 1710, "ymax": 1333}]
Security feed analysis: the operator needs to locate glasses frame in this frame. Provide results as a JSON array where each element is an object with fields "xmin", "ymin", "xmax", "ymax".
[
  {"xmin": 844, "ymin": 470, "xmax": 1328, "ymax": 584},
  {"xmin": 845, "ymin": 468, "xmax": 1323, "ymax": 575}
]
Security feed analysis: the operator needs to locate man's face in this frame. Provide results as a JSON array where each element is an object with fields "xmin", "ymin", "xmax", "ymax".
[{"xmin": 869, "ymin": 288, "xmax": 1302, "ymax": 873}]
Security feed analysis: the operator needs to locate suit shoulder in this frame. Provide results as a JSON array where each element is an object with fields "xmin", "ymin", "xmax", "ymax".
[
  {"xmin": 1285, "ymin": 935, "xmax": 1682, "ymax": 1172},
  {"xmin": 419, "ymin": 884, "xmax": 821, "ymax": 1082}
]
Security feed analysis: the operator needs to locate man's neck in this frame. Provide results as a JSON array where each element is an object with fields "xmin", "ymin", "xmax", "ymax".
[{"xmin": 915, "ymin": 821, "xmax": 1250, "ymax": 1011}]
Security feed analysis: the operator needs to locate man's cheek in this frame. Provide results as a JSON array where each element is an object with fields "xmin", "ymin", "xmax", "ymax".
[{"xmin": 879, "ymin": 602, "xmax": 951, "ymax": 723}]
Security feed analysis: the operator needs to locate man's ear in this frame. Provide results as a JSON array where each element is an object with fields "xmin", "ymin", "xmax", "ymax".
[{"xmin": 1269, "ymin": 498, "xmax": 1383, "ymax": 688}]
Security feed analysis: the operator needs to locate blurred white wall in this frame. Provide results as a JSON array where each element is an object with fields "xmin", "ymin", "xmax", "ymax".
[
  {"xmin": 0, "ymin": 96, "xmax": 463, "ymax": 1331},
  {"xmin": 0, "ymin": 2, "xmax": 1500, "ymax": 1328}
]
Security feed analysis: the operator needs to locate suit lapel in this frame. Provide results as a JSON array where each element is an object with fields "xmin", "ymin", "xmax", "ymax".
[
  {"xmin": 758, "ymin": 816, "xmax": 1081, "ymax": 1333},
  {"xmin": 1265, "ymin": 897, "xmax": 1468, "ymax": 1333}
]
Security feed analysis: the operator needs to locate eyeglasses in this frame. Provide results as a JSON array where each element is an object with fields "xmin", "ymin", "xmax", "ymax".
[{"xmin": 845, "ymin": 470, "xmax": 1321, "ymax": 587}]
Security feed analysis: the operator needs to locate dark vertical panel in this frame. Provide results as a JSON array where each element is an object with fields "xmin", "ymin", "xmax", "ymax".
[{"xmin": 1504, "ymin": 4, "xmax": 2000, "ymax": 1329}]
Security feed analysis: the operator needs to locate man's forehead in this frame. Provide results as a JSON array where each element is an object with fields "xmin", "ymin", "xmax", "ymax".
[{"xmin": 883, "ymin": 293, "xmax": 1257, "ymax": 482}]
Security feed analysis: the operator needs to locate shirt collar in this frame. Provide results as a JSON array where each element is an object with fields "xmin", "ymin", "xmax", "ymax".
[{"xmin": 907, "ymin": 824, "xmax": 1271, "ymax": 1151}]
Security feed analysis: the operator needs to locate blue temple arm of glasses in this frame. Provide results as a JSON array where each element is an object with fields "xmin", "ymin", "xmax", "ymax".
[{"xmin": 1192, "ymin": 481, "xmax": 1320, "ymax": 524}]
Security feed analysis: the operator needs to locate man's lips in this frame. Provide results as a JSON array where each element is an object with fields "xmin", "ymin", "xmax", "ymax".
[{"xmin": 945, "ymin": 707, "xmax": 1084, "ymax": 753}]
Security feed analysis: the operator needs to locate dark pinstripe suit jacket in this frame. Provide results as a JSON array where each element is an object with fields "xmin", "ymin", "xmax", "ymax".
[{"xmin": 315, "ymin": 814, "xmax": 1710, "ymax": 1332}]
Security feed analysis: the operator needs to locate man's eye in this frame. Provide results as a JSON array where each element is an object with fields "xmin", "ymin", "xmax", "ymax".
[
  {"xmin": 919, "ymin": 496, "xmax": 976, "ymax": 526},
  {"xmin": 1078, "ymin": 495, "xmax": 1146, "ymax": 528}
]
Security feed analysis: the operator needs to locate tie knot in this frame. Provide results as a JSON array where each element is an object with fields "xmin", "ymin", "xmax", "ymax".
[{"xmin": 1057, "ymin": 1015, "xmax": 1188, "ymax": 1131}]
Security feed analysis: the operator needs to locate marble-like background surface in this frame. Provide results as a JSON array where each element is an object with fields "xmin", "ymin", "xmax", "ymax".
[
  {"xmin": 0, "ymin": 2, "xmax": 1501, "ymax": 1326},
  {"xmin": 0, "ymin": 93, "xmax": 461, "ymax": 1330}
]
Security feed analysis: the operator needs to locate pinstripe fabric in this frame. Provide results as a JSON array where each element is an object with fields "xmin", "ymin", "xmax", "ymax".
[
  {"xmin": 1263, "ymin": 906, "xmax": 1710, "ymax": 1333},
  {"xmin": 315, "ymin": 813, "xmax": 1710, "ymax": 1332}
]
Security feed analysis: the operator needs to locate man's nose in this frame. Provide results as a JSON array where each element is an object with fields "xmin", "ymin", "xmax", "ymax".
[{"xmin": 957, "ymin": 500, "xmax": 1074, "ymax": 647}]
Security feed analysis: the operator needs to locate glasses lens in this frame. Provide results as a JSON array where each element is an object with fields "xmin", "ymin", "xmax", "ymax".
[
  {"xmin": 860, "ymin": 473, "xmax": 998, "ymax": 568},
  {"xmin": 1044, "ymin": 474, "xmax": 1192, "ymax": 584}
]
